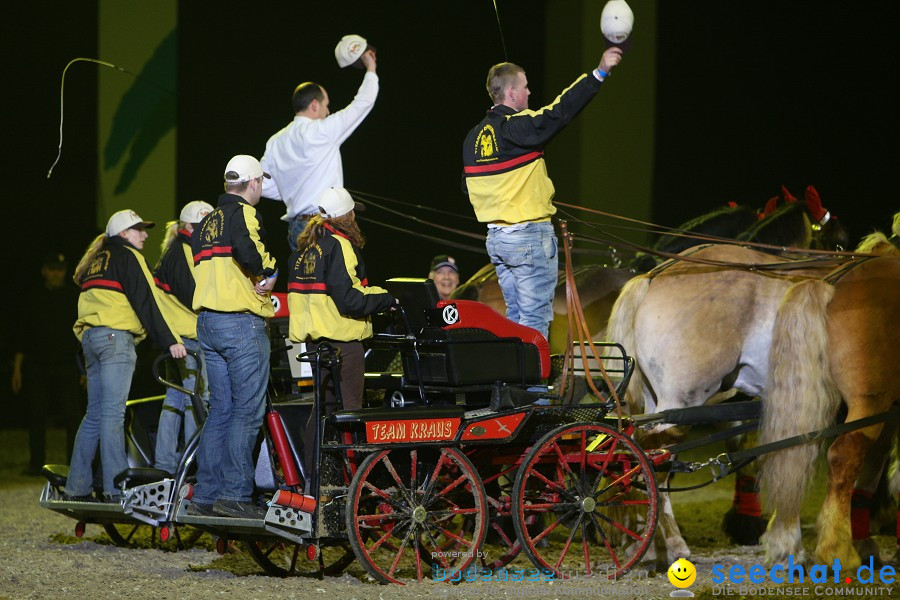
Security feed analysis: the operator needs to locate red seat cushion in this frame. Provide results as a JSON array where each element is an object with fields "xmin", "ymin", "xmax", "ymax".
[{"xmin": 436, "ymin": 300, "xmax": 550, "ymax": 379}]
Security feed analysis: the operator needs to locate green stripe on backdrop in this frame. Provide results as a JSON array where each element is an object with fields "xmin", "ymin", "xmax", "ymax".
[
  {"xmin": 99, "ymin": 0, "xmax": 176, "ymax": 266},
  {"xmin": 545, "ymin": 0, "xmax": 656, "ymax": 258}
]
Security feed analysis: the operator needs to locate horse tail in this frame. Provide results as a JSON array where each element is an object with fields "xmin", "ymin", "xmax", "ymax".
[
  {"xmin": 761, "ymin": 279, "xmax": 842, "ymax": 516},
  {"xmin": 606, "ymin": 274, "xmax": 652, "ymax": 414}
]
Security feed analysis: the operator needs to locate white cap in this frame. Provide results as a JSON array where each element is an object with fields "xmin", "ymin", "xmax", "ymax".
[
  {"xmin": 179, "ymin": 200, "xmax": 214, "ymax": 224},
  {"xmin": 335, "ymin": 34, "xmax": 368, "ymax": 68},
  {"xmin": 106, "ymin": 209, "xmax": 155, "ymax": 237},
  {"xmin": 224, "ymin": 155, "xmax": 271, "ymax": 184},
  {"xmin": 600, "ymin": 0, "xmax": 634, "ymax": 44},
  {"xmin": 317, "ymin": 187, "xmax": 366, "ymax": 219}
]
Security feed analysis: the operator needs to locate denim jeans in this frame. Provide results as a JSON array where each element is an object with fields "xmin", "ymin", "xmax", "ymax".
[
  {"xmin": 154, "ymin": 337, "xmax": 207, "ymax": 474},
  {"xmin": 486, "ymin": 221, "xmax": 558, "ymax": 340},
  {"xmin": 193, "ymin": 311, "xmax": 270, "ymax": 504},
  {"xmin": 66, "ymin": 327, "xmax": 136, "ymax": 498}
]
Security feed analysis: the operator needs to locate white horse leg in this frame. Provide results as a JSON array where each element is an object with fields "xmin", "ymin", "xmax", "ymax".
[{"xmin": 761, "ymin": 512, "xmax": 804, "ymax": 567}]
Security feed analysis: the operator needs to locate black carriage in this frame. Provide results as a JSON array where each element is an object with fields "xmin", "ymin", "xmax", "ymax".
[{"xmin": 39, "ymin": 278, "xmax": 671, "ymax": 583}]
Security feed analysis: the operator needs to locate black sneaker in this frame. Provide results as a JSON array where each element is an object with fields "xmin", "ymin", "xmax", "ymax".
[
  {"xmin": 213, "ymin": 499, "xmax": 266, "ymax": 519},
  {"xmin": 185, "ymin": 502, "xmax": 217, "ymax": 517},
  {"xmin": 61, "ymin": 492, "xmax": 100, "ymax": 503}
]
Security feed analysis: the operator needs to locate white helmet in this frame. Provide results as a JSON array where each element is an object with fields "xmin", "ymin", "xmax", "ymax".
[
  {"xmin": 335, "ymin": 34, "xmax": 369, "ymax": 69},
  {"xmin": 600, "ymin": 0, "xmax": 634, "ymax": 44}
]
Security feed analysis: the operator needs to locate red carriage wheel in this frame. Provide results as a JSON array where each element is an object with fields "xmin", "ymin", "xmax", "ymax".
[
  {"xmin": 159, "ymin": 525, "xmax": 171, "ymax": 542},
  {"xmin": 436, "ymin": 457, "xmax": 525, "ymax": 571},
  {"xmin": 74, "ymin": 522, "xmax": 85, "ymax": 538},
  {"xmin": 346, "ymin": 446, "xmax": 488, "ymax": 584},
  {"xmin": 511, "ymin": 422, "xmax": 658, "ymax": 580}
]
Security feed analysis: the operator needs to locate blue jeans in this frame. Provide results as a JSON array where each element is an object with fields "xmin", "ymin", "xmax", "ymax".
[
  {"xmin": 193, "ymin": 312, "xmax": 270, "ymax": 504},
  {"xmin": 486, "ymin": 221, "xmax": 558, "ymax": 340},
  {"xmin": 66, "ymin": 327, "xmax": 136, "ymax": 498},
  {"xmin": 154, "ymin": 337, "xmax": 207, "ymax": 474}
]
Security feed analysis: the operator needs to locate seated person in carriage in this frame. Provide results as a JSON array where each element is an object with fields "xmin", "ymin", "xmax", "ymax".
[{"xmin": 286, "ymin": 187, "xmax": 396, "ymax": 479}]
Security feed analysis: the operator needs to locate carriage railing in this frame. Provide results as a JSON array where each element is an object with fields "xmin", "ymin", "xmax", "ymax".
[{"xmin": 549, "ymin": 342, "xmax": 634, "ymax": 410}]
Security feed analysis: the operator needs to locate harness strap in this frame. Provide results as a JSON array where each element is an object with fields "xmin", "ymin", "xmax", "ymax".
[{"xmin": 724, "ymin": 404, "xmax": 900, "ymax": 465}]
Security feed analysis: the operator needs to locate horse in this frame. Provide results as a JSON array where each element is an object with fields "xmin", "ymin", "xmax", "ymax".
[
  {"xmin": 605, "ymin": 203, "xmax": 896, "ymax": 568},
  {"xmin": 760, "ymin": 218, "xmax": 900, "ymax": 569},
  {"xmin": 605, "ymin": 244, "xmax": 845, "ymax": 564}
]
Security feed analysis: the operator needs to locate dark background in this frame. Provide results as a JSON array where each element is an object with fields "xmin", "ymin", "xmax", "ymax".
[{"xmin": 2, "ymin": 1, "xmax": 896, "ymax": 422}]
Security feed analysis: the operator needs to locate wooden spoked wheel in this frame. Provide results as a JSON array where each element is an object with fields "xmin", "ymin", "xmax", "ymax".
[
  {"xmin": 511, "ymin": 422, "xmax": 658, "ymax": 579},
  {"xmin": 346, "ymin": 447, "xmax": 488, "ymax": 584}
]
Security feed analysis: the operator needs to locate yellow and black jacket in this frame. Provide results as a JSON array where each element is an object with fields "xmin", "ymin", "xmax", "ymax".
[
  {"xmin": 462, "ymin": 73, "xmax": 603, "ymax": 225},
  {"xmin": 154, "ymin": 230, "xmax": 199, "ymax": 340},
  {"xmin": 287, "ymin": 224, "xmax": 394, "ymax": 342},
  {"xmin": 73, "ymin": 236, "xmax": 181, "ymax": 347},
  {"xmin": 191, "ymin": 194, "xmax": 277, "ymax": 318}
]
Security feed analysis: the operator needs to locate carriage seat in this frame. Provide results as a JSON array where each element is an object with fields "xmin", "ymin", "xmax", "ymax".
[
  {"xmin": 42, "ymin": 464, "xmax": 70, "ymax": 487},
  {"xmin": 401, "ymin": 300, "xmax": 550, "ymax": 386},
  {"xmin": 113, "ymin": 467, "xmax": 173, "ymax": 488}
]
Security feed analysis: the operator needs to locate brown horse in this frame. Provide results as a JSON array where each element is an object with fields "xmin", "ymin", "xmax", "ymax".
[{"xmin": 760, "ymin": 239, "xmax": 900, "ymax": 568}]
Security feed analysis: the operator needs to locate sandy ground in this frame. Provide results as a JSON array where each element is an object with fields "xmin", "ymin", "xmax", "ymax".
[{"xmin": 0, "ymin": 428, "xmax": 896, "ymax": 600}]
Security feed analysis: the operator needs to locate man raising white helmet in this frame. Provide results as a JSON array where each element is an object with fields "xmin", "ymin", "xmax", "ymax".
[{"xmin": 260, "ymin": 34, "xmax": 379, "ymax": 251}]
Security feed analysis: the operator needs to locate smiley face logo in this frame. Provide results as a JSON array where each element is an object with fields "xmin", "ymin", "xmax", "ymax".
[{"xmin": 667, "ymin": 558, "xmax": 696, "ymax": 588}]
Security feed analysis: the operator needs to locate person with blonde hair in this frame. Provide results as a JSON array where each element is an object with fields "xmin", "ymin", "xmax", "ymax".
[
  {"xmin": 66, "ymin": 210, "xmax": 186, "ymax": 502},
  {"xmin": 287, "ymin": 187, "xmax": 395, "ymax": 482},
  {"xmin": 152, "ymin": 200, "xmax": 213, "ymax": 476}
]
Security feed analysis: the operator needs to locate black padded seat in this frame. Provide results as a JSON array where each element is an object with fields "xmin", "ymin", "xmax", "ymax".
[
  {"xmin": 113, "ymin": 467, "xmax": 172, "ymax": 488},
  {"xmin": 332, "ymin": 404, "xmax": 464, "ymax": 425},
  {"xmin": 41, "ymin": 464, "xmax": 69, "ymax": 487}
]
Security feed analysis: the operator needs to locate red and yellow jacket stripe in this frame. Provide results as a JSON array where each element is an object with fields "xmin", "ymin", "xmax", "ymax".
[
  {"xmin": 191, "ymin": 194, "xmax": 277, "ymax": 318},
  {"xmin": 73, "ymin": 236, "xmax": 181, "ymax": 347},
  {"xmin": 287, "ymin": 225, "xmax": 394, "ymax": 342},
  {"xmin": 462, "ymin": 73, "xmax": 602, "ymax": 225}
]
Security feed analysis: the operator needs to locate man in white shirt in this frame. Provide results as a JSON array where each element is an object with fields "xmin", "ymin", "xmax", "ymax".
[{"xmin": 261, "ymin": 49, "xmax": 378, "ymax": 250}]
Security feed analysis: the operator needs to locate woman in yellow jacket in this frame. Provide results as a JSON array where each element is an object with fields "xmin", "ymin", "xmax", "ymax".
[{"xmin": 66, "ymin": 210, "xmax": 185, "ymax": 502}]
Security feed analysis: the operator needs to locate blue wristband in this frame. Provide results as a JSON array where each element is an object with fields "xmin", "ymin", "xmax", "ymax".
[{"xmin": 595, "ymin": 68, "xmax": 609, "ymax": 80}]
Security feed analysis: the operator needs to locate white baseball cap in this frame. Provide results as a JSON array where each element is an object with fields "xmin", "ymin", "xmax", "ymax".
[
  {"xmin": 600, "ymin": 0, "xmax": 634, "ymax": 44},
  {"xmin": 224, "ymin": 155, "xmax": 271, "ymax": 184},
  {"xmin": 179, "ymin": 200, "xmax": 214, "ymax": 224},
  {"xmin": 106, "ymin": 209, "xmax": 155, "ymax": 237},
  {"xmin": 335, "ymin": 34, "xmax": 373, "ymax": 69},
  {"xmin": 317, "ymin": 187, "xmax": 366, "ymax": 219}
]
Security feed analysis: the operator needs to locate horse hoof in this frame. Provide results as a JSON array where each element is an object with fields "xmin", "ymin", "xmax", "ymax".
[
  {"xmin": 853, "ymin": 538, "xmax": 884, "ymax": 569},
  {"xmin": 722, "ymin": 508, "xmax": 766, "ymax": 546}
]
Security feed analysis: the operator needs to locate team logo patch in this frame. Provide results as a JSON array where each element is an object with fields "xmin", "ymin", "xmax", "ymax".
[
  {"xmin": 200, "ymin": 210, "xmax": 224, "ymax": 244},
  {"xmin": 474, "ymin": 124, "xmax": 499, "ymax": 162},
  {"xmin": 87, "ymin": 250, "xmax": 111, "ymax": 278}
]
